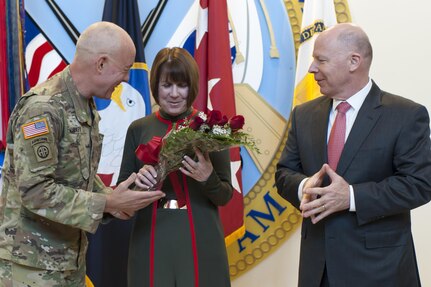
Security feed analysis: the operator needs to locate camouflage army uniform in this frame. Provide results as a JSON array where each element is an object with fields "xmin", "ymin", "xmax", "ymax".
[{"xmin": 0, "ymin": 66, "xmax": 111, "ymax": 286}]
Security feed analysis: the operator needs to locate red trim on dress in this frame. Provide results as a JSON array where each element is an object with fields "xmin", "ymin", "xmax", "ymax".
[
  {"xmin": 149, "ymin": 109, "xmax": 200, "ymax": 287},
  {"xmin": 183, "ymin": 174, "xmax": 200, "ymax": 287}
]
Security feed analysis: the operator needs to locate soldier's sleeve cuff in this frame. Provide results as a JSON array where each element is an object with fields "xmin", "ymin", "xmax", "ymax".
[{"xmin": 89, "ymin": 192, "xmax": 107, "ymax": 221}]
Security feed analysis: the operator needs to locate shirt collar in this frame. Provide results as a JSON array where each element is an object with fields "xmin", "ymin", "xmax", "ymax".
[{"xmin": 332, "ymin": 78, "xmax": 372, "ymax": 113}]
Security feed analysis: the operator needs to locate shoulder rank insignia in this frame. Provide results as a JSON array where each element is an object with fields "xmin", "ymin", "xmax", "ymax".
[{"xmin": 21, "ymin": 118, "xmax": 50, "ymax": 139}]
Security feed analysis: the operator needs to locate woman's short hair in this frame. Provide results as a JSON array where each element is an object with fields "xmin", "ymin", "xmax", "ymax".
[{"xmin": 150, "ymin": 47, "xmax": 199, "ymax": 108}]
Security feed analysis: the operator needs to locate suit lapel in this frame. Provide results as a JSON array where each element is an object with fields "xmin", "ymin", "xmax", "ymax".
[
  {"xmin": 337, "ymin": 83, "xmax": 383, "ymax": 175},
  {"xmin": 312, "ymin": 97, "xmax": 332, "ymax": 167}
]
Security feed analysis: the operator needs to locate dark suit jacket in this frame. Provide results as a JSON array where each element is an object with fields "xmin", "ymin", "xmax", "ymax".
[{"xmin": 275, "ymin": 82, "xmax": 431, "ymax": 287}]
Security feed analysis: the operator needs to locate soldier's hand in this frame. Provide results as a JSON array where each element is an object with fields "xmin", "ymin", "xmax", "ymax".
[{"xmin": 105, "ymin": 173, "xmax": 165, "ymax": 213}]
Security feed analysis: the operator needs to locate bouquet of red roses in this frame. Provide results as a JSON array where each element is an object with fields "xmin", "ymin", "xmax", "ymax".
[{"xmin": 135, "ymin": 110, "xmax": 258, "ymax": 184}]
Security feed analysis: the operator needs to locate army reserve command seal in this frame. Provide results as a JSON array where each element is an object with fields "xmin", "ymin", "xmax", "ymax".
[{"xmin": 227, "ymin": 0, "xmax": 351, "ymax": 279}]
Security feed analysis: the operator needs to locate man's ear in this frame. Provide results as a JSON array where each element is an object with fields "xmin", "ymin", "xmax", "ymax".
[
  {"xmin": 97, "ymin": 56, "xmax": 108, "ymax": 73},
  {"xmin": 349, "ymin": 53, "xmax": 361, "ymax": 72}
]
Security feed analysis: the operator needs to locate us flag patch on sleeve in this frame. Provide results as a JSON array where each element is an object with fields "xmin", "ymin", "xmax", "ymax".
[{"xmin": 22, "ymin": 118, "xmax": 50, "ymax": 139}]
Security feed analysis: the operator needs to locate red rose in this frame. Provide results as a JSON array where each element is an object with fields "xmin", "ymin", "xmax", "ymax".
[
  {"xmin": 189, "ymin": 116, "xmax": 204, "ymax": 131},
  {"xmin": 229, "ymin": 115, "xmax": 245, "ymax": 131},
  {"xmin": 219, "ymin": 115, "xmax": 228, "ymax": 126},
  {"xmin": 135, "ymin": 136, "xmax": 162, "ymax": 164},
  {"xmin": 207, "ymin": 110, "xmax": 223, "ymax": 127}
]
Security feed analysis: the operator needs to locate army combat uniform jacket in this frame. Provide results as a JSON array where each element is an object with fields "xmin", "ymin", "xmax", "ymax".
[{"xmin": 0, "ymin": 66, "xmax": 110, "ymax": 271}]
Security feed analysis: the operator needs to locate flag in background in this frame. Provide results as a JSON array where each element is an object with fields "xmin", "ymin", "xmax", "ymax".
[
  {"xmin": 7, "ymin": 0, "xmax": 25, "ymax": 117},
  {"xmin": 293, "ymin": 0, "xmax": 337, "ymax": 108},
  {"xmin": 95, "ymin": 0, "xmax": 151, "ymax": 188},
  {"xmin": 24, "ymin": 15, "xmax": 68, "ymax": 89},
  {"xmin": 86, "ymin": 1, "xmax": 151, "ymax": 286},
  {"xmin": 100, "ymin": 0, "xmax": 151, "ymax": 116},
  {"xmin": 0, "ymin": 0, "xmax": 8, "ymax": 150},
  {"xmin": 194, "ymin": 0, "xmax": 245, "ymax": 245},
  {"xmin": 0, "ymin": 151, "xmax": 4, "ymax": 189},
  {"xmin": 1, "ymin": 0, "xmax": 26, "ymax": 150}
]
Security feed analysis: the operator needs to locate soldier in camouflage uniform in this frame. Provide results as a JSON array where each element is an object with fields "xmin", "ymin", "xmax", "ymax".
[{"xmin": 0, "ymin": 22, "xmax": 165, "ymax": 286}]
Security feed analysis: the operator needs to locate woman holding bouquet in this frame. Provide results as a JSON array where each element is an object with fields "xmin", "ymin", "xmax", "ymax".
[{"xmin": 118, "ymin": 47, "xmax": 233, "ymax": 287}]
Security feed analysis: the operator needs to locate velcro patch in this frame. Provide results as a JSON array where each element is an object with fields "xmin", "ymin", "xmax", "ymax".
[
  {"xmin": 33, "ymin": 143, "xmax": 52, "ymax": 162},
  {"xmin": 22, "ymin": 119, "xmax": 50, "ymax": 139}
]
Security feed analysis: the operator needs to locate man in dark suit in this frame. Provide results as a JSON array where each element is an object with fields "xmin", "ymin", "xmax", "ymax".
[{"xmin": 275, "ymin": 23, "xmax": 431, "ymax": 287}]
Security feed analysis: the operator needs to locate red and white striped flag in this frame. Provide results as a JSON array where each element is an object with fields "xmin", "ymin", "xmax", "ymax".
[
  {"xmin": 194, "ymin": 0, "xmax": 244, "ymax": 245},
  {"xmin": 25, "ymin": 32, "xmax": 67, "ymax": 88}
]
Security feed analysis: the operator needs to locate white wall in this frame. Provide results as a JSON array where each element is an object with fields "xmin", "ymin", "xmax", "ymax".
[{"xmin": 232, "ymin": 1, "xmax": 431, "ymax": 286}]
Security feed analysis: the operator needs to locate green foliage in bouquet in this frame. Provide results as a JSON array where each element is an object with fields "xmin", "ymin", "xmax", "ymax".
[{"xmin": 136, "ymin": 110, "xmax": 259, "ymax": 183}]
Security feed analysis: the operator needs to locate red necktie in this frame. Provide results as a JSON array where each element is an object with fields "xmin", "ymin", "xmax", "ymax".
[{"xmin": 328, "ymin": 102, "xmax": 351, "ymax": 169}]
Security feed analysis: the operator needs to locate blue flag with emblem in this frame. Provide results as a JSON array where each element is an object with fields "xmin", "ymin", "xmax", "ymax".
[{"xmin": 86, "ymin": 1, "xmax": 151, "ymax": 286}]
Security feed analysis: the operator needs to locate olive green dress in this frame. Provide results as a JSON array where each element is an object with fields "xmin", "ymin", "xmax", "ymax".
[{"xmin": 118, "ymin": 108, "xmax": 233, "ymax": 287}]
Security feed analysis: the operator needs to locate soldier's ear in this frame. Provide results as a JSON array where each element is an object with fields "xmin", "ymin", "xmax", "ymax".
[{"xmin": 97, "ymin": 56, "xmax": 108, "ymax": 73}]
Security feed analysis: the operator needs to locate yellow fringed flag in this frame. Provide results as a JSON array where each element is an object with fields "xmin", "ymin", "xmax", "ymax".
[{"xmin": 293, "ymin": 0, "xmax": 338, "ymax": 108}]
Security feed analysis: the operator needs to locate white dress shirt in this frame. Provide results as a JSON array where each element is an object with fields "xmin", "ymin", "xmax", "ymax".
[{"xmin": 298, "ymin": 79, "xmax": 373, "ymax": 212}]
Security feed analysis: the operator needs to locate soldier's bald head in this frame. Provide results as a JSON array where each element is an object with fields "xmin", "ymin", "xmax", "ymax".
[
  {"xmin": 70, "ymin": 21, "xmax": 136, "ymax": 98},
  {"xmin": 75, "ymin": 21, "xmax": 135, "ymax": 62}
]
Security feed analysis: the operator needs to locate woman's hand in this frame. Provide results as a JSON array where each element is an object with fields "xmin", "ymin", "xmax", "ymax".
[
  {"xmin": 180, "ymin": 147, "xmax": 213, "ymax": 182},
  {"xmin": 135, "ymin": 164, "xmax": 159, "ymax": 190}
]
